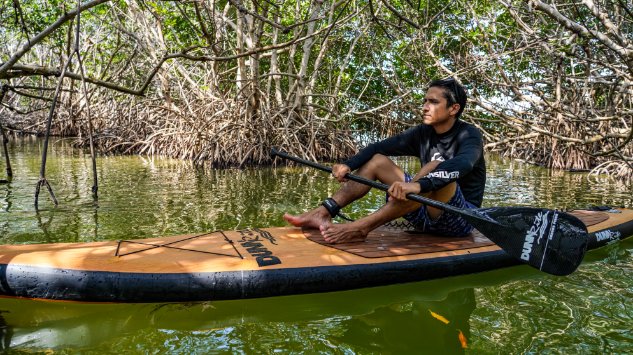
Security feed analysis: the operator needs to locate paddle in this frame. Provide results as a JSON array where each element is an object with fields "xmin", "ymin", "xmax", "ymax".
[{"xmin": 271, "ymin": 148, "xmax": 589, "ymax": 276}]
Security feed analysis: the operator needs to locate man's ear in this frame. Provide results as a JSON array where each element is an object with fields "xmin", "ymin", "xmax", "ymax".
[{"xmin": 449, "ymin": 103, "xmax": 461, "ymax": 116}]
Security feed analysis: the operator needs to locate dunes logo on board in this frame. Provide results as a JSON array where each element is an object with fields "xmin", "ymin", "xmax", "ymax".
[{"xmin": 238, "ymin": 229, "xmax": 282, "ymax": 267}]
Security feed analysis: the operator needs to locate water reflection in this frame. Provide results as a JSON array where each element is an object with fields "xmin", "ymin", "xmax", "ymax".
[
  {"xmin": 332, "ymin": 288, "xmax": 475, "ymax": 353},
  {"xmin": 0, "ymin": 277, "xmax": 500, "ymax": 352},
  {"xmin": 484, "ymin": 157, "xmax": 632, "ymax": 210},
  {"xmin": 0, "ymin": 264, "xmax": 541, "ymax": 352},
  {"xmin": 0, "ymin": 311, "xmax": 12, "ymax": 351}
]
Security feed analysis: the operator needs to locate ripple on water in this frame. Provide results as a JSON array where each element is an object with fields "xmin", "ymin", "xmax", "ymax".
[
  {"xmin": 1, "ymin": 140, "xmax": 632, "ymax": 353},
  {"xmin": 471, "ymin": 242, "xmax": 633, "ymax": 353}
]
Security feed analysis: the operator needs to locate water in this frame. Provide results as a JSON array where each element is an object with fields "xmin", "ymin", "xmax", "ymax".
[{"xmin": 0, "ymin": 138, "xmax": 632, "ymax": 353}]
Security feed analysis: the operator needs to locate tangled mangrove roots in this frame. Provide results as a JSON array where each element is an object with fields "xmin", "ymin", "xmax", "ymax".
[
  {"xmin": 474, "ymin": 75, "xmax": 633, "ymax": 180},
  {"xmin": 483, "ymin": 111, "xmax": 632, "ymax": 180},
  {"xmin": 9, "ymin": 86, "xmax": 359, "ymax": 167},
  {"xmin": 589, "ymin": 161, "xmax": 633, "ymax": 180}
]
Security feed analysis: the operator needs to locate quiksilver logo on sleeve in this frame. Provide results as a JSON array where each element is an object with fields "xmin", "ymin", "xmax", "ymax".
[{"xmin": 427, "ymin": 171, "xmax": 459, "ymax": 179}]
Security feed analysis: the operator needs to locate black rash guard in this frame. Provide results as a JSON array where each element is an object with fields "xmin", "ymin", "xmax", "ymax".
[{"xmin": 342, "ymin": 119, "xmax": 486, "ymax": 207}]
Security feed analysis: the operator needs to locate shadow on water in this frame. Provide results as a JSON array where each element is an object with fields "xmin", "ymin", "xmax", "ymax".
[{"xmin": 0, "ymin": 265, "xmax": 541, "ymax": 352}]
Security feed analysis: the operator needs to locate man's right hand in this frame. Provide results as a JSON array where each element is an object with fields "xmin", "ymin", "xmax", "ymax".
[{"xmin": 331, "ymin": 164, "xmax": 351, "ymax": 182}]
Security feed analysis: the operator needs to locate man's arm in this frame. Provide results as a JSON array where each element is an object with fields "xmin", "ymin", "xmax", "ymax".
[
  {"xmin": 417, "ymin": 128, "xmax": 483, "ymax": 193},
  {"xmin": 342, "ymin": 126, "xmax": 422, "ymax": 171}
]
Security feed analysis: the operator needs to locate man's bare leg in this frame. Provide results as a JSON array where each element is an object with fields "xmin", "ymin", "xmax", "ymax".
[
  {"xmin": 320, "ymin": 160, "xmax": 459, "ymax": 243},
  {"xmin": 283, "ymin": 154, "xmax": 405, "ymax": 229},
  {"xmin": 320, "ymin": 182, "xmax": 458, "ymax": 243},
  {"xmin": 320, "ymin": 198, "xmax": 421, "ymax": 243}
]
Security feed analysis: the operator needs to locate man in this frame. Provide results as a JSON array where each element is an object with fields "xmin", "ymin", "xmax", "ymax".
[{"xmin": 284, "ymin": 77, "xmax": 486, "ymax": 243}]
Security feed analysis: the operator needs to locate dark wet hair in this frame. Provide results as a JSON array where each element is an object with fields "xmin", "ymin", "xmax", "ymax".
[{"xmin": 428, "ymin": 77, "xmax": 467, "ymax": 118}]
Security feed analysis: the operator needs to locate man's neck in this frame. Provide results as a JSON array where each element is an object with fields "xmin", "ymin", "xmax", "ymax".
[{"xmin": 432, "ymin": 117, "xmax": 458, "ymax": 135}]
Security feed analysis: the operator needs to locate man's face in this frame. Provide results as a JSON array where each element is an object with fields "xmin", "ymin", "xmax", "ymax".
[{"xmin": 422, "ymin": 86, "xmax": 460, "ymax": 131}]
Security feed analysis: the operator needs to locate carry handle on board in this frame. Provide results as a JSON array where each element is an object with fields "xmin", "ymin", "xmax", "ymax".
[{"xmin": 271, "ymin": 148, "xmax": 590, "ymax": 276}]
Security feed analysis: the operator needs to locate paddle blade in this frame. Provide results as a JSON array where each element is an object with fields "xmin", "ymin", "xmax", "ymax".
[{"xmin": 466, "ymin": 208, "xmax": 589, "ymax": 276}]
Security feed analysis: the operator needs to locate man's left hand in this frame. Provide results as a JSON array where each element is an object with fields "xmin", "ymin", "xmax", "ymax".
[{"xmin": 387, "ymin": 181, "xmax": 421, "ymax": 201}]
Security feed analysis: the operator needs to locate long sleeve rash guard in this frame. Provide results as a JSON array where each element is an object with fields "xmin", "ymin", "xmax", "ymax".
[{"xmin": 342, "ymin": 120, "xmax": 486, "ymax": 207}]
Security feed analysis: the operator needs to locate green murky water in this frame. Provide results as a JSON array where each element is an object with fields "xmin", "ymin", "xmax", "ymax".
[{"xmin": 0, "ymin": 138, "xmax": 632, "ymax": 353}]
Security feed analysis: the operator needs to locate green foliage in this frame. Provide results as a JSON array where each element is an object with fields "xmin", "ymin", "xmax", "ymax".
[{"xmin": 2, "ymin": 0, "xmax": 631, "ymax": 172}]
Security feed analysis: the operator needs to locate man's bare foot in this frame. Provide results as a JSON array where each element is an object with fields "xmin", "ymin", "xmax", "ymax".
[
  {"xmin": 283, "ymin": 206, "xmax": 331, "ymax": 229},
  {"xmin": 320, "ymin": 222, "xmax": 368, "ymax": 243}
]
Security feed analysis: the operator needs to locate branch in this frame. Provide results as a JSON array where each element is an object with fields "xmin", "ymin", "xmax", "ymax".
[
  {"xmin": 581, "ymin": 0, "xmax": 629, "ymax": 48},
  {"xmin": 529, "ymin": 0, "xmax": 633, "ymax": 59},
  {"xmin": 0, "ymin": 0, "xmax": 111, "ymax": 76},
  {"xmin": 227, "ymin": 0, "xmax": 286, "ymax": 30},
  {"xmin": 2, "ymin": 64, "xmax": 145, "ymax": 96},
  {"xmin": 379, "ymin": 0, "xmax": 419, "ymax": 29},
  {"xmin": 1, "ymin": 16, "xmax": 338, "ymax": 97},
  {"xmin": 352, "ymin": 91, "xmax": 411, "ymax": 115}
]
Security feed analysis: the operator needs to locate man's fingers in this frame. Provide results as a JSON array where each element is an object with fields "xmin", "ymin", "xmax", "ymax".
[
  {"xmin": 388, "ymin": 183, "xmax": 406, "ymax": 201},
  {"xmin": 331, "ymin": 164, "xmax": 351, "ymax": 182}
]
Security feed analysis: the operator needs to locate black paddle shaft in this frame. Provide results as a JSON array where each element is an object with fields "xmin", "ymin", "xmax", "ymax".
[
  {"xmin": 271, "ymin": 148, "xmax": 590, "ymax": 276},
  {"xmin": 272, "ymin": 148, "xmax": 472, "ymax": 214}
]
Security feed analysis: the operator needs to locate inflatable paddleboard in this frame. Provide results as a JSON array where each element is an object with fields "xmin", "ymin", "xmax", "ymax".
[{"xmin": 1, "ymin": 208, "xmax": 631, "ymax": 302}]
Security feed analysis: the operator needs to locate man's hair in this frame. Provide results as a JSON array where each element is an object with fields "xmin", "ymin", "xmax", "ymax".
[{"xmin": 428, "ymin": 77, "xmax": 467, "ymax": 118}]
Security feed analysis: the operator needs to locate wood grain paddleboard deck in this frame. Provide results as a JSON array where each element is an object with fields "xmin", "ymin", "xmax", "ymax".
[{"xmin": 0, "ymin": 209, "xmax": 631, "ymax": 303}]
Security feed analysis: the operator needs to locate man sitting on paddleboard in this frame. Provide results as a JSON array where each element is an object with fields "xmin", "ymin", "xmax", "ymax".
[{"xmin": 284, "ymin": 77, "xmax": 486, "ymax": 243}]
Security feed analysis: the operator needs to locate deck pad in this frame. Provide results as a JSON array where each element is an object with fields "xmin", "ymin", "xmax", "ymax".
[
  {"xmin": 305, "ymin": 210, "xmax": 610, "ymax": 258},
  {"xmin": 566, "ymin": 210, "xmax": 609, "ymax": 226},
  {"xmin": 304, "ymin": 227, "xmax": 494, "ymax": 258}
]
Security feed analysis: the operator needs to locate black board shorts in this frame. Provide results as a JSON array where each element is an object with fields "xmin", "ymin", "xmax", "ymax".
[{"xmin": 393, "ymin": 173, "xmax": 476, "ymax": 237}]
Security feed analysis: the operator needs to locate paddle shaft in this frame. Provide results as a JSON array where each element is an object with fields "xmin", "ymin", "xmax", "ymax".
[{"xmin": 271, "ymin": 148, "xmax": 464, "ymax": 215}]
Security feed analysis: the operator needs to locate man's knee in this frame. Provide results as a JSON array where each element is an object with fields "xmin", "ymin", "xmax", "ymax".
[
  {"xmin": 359, "ymin": 154, "xmax": 395, "ymax": 174},
  {"xmin": 387, "ymin": 197, "xmax": 421, "ymax": 214},
  {"xmin": 366, "ymin": 154, "xmax": 392, "ymax": 168},
  {"xmin": 357, "ymin": 154, "xmax": 406, "ymax": 185}
]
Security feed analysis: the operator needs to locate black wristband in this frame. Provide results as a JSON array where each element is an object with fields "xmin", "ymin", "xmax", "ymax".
[{"xmin": 321, "ymin": 198, "xmax": 341, "ymax": 218}]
